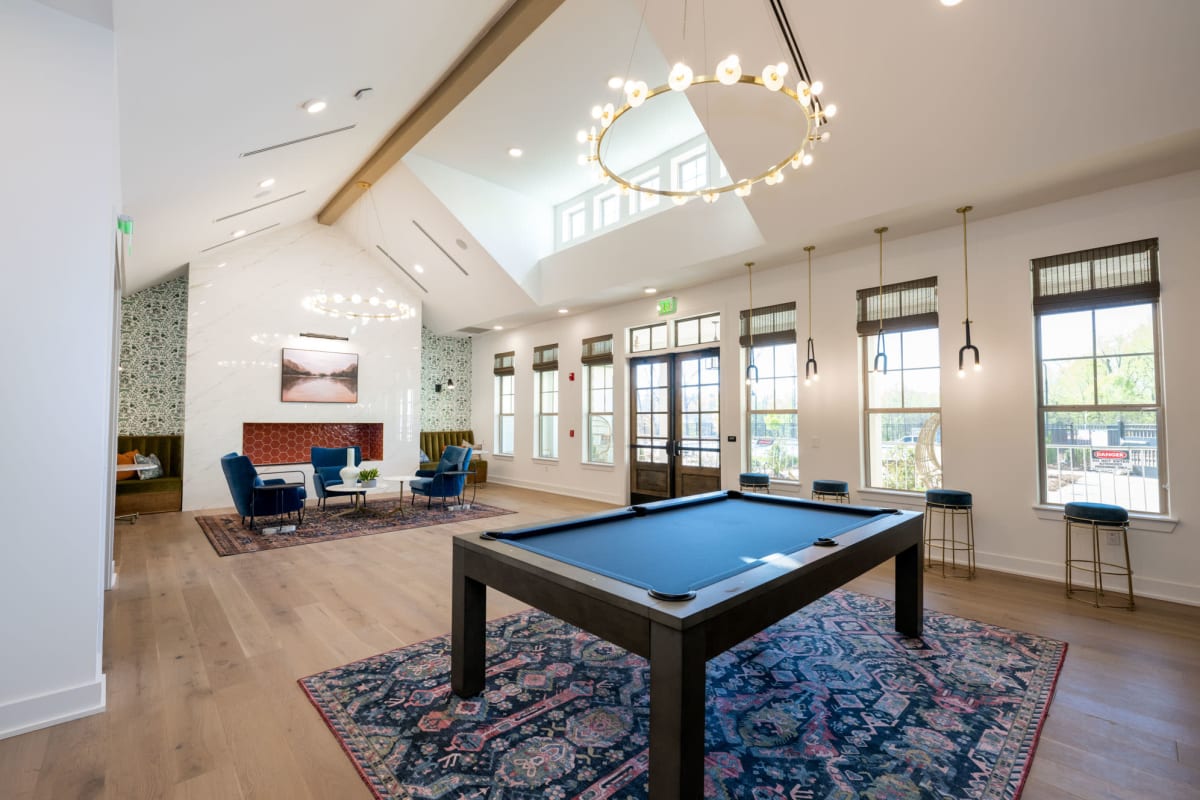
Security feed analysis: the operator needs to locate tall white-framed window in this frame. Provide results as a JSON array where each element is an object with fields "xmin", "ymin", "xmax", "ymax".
[
  {"xmin": 582, "ymin": 335, "xmax": 615, "ymax": 464},
  {"xmin": 672, "ymin": 145, "xmax": 708, "ymax": 192},
  {"xmin": 594, "ymin": 189, "xmax": 621, "ymax": 229},
  {"xmin": 493, "ymin": 351, "xmax": 515, "ymax": 456},
  {"xmin": 533, "ymin": 344, "xmax": 559, "ymax": 459},
  {"xmin": 561, "ymin": 203, "xmax": 585, "ymax": 244},
  {"xmin": 857, "ymin": 278, "xmax": 941, "ymax": 492},
  {"xmin": 741, "ymin": 303, "xmax": 798, "ymax": 480},
  {"xmin": 629, "ymin": 169, "xmax": 661, "ymax": 214},
  {"xmin": 1034, "ymin": 239, "xmax": 1167, "ymax": 513},
  {"xmin": 629, "ymin": 321, "xmax": 668, "ymax": 353}
]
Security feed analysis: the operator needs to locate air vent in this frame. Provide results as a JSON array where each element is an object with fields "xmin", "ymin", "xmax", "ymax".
[
  {"xmin": 238, "ymin": 125, "xmax": 357, "ymax": 158},
  {"xmin": 213, "ymin": 190, "xmax": 307, "ymax": 223},
  {"xmin": 376, "ymin": 245, "xmax": 428, "ymax": 293},
  {"xmin": 412, "ymin": 219, "xmax": 469, "ymax": 276},
  {"xmin": 200, "ymin": 223, "xmax": 280, "ymax": 252},
  {"xmin": 300, "ymin": 332, "xmax": 349, "ymax": 341},
  {"xmin": 458, "ymin": 326, "xmax": 488, "ymax": 335}
]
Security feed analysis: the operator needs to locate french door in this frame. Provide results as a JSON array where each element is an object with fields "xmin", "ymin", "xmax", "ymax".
[{"xmin": 629, "ymin": 349, "xmax": 721, "ymax": 504}]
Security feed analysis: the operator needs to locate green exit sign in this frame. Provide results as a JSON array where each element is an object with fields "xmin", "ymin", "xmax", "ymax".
[{"xmin": 656, "ymin": 296, "xmax": 677, "ymax": 316}]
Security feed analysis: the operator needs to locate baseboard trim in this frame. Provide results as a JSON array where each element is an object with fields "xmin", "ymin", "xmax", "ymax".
[
  {"xmin": 0, "ymin": 675, "xmax": 106, "ymax": 740},
  {"xmin": 488, "ymin": 476, "xmax": 623, "ymax": 506},
  {"xmin": 976, "ymin": 551, "xmax": 1200, "ymax": 607}
]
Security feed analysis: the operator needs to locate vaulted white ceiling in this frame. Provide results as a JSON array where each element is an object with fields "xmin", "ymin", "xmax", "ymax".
[{"xmin": 116, "ymin": 0, "xmax": 1200, "ymax": 333}]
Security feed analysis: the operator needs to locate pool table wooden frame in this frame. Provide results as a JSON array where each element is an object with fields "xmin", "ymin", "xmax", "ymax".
[{"xmin": 451, "ymin": 491, "xmax": 923, "ymax": 800}]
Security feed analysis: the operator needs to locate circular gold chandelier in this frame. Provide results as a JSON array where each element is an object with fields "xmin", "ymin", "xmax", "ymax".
[
  {"xmin": 578, "ymin": 57, "xmax": 837, "ymax": 204},
  {"xmin": 302, "ymin": 291, "xmax": 414, "ymax": 322}
]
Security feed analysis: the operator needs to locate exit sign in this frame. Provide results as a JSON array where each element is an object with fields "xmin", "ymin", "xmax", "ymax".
[{"xmin": 656, "ymin": 296, "xmax": 677, "ymax": 316}]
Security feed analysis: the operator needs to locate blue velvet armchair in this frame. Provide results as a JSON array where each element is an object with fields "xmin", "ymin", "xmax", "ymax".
[
  {"xmin": 220, "ymin": 452, "xmax": 306, "ymax": 530},
  {"xmin": 311, "ymin": 446, "xmax": 362, "ymax": 510},
  {"xmin": 410, "ymin": 445, "xmax": 472, "ymax": 508}
]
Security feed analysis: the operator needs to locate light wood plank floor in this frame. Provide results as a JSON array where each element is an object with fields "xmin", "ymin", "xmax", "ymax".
[{"xmin": 2, "ymin": 484, "xmax": 1198, "ymax": 799}]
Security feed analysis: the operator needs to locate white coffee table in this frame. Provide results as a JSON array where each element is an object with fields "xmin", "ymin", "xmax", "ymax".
[{"xmin": 326, "ymin": 482, "xmax": 404, "ymax": 516}]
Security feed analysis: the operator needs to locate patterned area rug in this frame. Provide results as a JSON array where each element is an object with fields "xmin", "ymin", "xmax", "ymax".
[
  {"xmin": 196, "ymin": 497, "xmax": 515, "ymax": 556},
  {"xmin": 300, "ymin": 590, "xmax": 1066, "ymax": 800}
]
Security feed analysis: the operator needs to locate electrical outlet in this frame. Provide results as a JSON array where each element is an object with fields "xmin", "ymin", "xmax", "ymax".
[
  {"xmin": 1106, "ymin": 530, "xmax": 1121, "ymax": 546},
  {"xmin": 811, "ymin": 436, "xmax": 821, "ymax": 449}
]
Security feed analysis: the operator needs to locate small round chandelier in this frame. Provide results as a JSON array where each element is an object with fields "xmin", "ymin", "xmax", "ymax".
[
  {"xmin": 302, "ymin": 291, "xmax": 414, "ymax": 322},
  {"xmin": 577, "ymin": 57, "xmax": 837, "ymax": 203}
]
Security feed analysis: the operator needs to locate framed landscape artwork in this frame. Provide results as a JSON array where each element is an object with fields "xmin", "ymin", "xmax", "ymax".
[{"xmin": 281, "ymin": 348, "xmax": 359, "ymax": 403}]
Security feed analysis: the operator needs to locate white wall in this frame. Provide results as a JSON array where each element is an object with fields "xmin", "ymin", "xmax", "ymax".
[
  {"xmin": 0, "ymin": 0, "xmax": 117, "ymax": 738},
  {"xmin": 184, "ymin": 221, "xmax": 423, "ymax": 510},
  {"xmin": 473, "ymin": 170, "xmax": 1200, "ymax": 606}
]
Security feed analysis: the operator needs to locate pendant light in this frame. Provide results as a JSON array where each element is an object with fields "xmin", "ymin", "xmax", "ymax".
[
  {"xmin": 803, "ymin": 245, "xmax": 819, "ymax": 385},
  {"xmin": 744, "ymin": 261, "xmax": 758, "ymax": 384},
  {"xmin": 956, "ymin": 205, "xmax": 981, "ymax": 377},
  {"xmin": 873, "ymin": 227, "xmax": 889, "ymax": 374}
]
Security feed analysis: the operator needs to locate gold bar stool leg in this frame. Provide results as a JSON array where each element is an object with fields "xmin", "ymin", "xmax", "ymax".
[
  {"xmin": 923, "ymin": 489, "xmax": 975, "ymax": 579},
  {"xmin": 1063, "ymin": 502, "xmax": 1134, "ymax": 610}
]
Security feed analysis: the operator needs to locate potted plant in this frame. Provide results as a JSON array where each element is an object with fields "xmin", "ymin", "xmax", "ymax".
[{"xmin": 356, "ymin": 467, "xmax": 380, "ymax": 488}]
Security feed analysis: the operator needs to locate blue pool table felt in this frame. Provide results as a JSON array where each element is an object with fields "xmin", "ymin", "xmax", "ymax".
[{"xmin": 490, "ymin": 496, "xmax": 891, "ymax": 598}]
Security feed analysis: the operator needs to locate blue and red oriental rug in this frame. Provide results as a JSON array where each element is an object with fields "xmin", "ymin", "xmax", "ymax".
[{"xmin": 300, "ymin": 590, "xmax": 1065, "ymax": 799}]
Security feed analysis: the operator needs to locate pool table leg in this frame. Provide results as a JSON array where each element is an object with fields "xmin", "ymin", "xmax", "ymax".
[
  {"xmin": 894, "ymin": 539, "xmax": 924, "ymax": 638},
  {"xmin": 451, "ymin": 556, "xmax": 486, "ymax": 697},
  {"xmin": 649, "ymin": 623, "xmax": 706, "ymax": 800}
]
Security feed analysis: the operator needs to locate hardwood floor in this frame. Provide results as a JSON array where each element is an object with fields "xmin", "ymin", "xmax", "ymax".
[{"xmin": 2, "ymin": 483, "xmax": 1198, "ymax": 799}]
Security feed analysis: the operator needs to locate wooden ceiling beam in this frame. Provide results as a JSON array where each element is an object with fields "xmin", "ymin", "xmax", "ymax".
[{"xmin": 317, "ymin": 0, "xmax": 567, "ymax": 225}]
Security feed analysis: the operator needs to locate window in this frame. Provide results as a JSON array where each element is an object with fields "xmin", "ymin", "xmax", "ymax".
[
  {"xmin": 748, "ymin": 343, "xmax": 798, "ymax": 480},
  {"xmin": 673, "ymin": 146, "xmax": 708, "ymax": 192},
  {"xmin": 593, "ymin": 189, "xmax": 620, "ymax": 229},
  {"xmin": 582, "ymin": 335, "xmax": 614, "ymax": 464},
  {"xmin": 857, "ymin": 278, "xmax": 941, "ymax": 492},
  {"xmin": 493, "ymin": 351, "xmax": 515, "ymax": 455},
  {"xmin": 561, "ymin": 203, "xmax": 585, "ymax": 243},
  {"xmin": 675, "ymin": 312, "xmax": 720, "ymax": 347},
  {"xmin": 741, "ymin": 303, "xmax": 798, "ymax": 480},
  {"xmin": 1034, "ymin": 239, "xmax": 1166, "ymax": 513},
  {"xmin": 629, "ymin": 169, "xmax": 660, "ymax": 214},
  {"xmin": 533, "ymin": 344, "xmax": 559, "ymax": 459},
  {"xmin": 629, "ymin": 322, "xmax": 668, "ymax": 353}
]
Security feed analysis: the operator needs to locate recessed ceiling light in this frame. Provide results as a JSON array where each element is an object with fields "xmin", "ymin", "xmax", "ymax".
[
  {"xmin": 217, "ymin": 262, "xmax": 226, "ymax": 268},
  {"xmin": 644, "ymin": 287, "xmax": 657, "ymax": 294},
  {"xmin": 232, "ymin": 229, "xmax": 247, "ymax": 238},
  {"xmin": 493, "ymin": 325, "xmax": 504, "ymax": 330},
  {"xmin": 508, "ymin": 147, "xmax": 523, "ymax": 158},
  {"xmin": 558, "ymin": 308, "xmax": 569, "ymax": 314},
  {"xmin": 607, "ymin": 76, "xmax": 624, "ymax": 89},
  {"xmin": 259, "ymin": 177, "xmax": 276, "ymax": 189},
  {"xmin": 940, "ymin": 0, "xmax": 962, "ymax": 5},
  {"xmin": 414, "ymin": 264, "xmax": 425, "ymax": 273},
  {"xmin": 303, "ymin": 99, "xmax": 327, "ymax": 114}
]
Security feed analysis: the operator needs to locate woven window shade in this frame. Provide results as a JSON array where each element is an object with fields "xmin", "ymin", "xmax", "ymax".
[
  {"xmin": 581, "ymin": 334, "xmax": 613, "ymax": 364},
  {"xmin": 856, "ymin": 277, "xmax": 938, "ymax": 335},
  {"xmin": 1032, "ymin": 238, "xmax": 1159, "ymax": 313},
  {"xmin": 493, "ymin": 351, "xmax": 515, "ymax": 376},
  {"xmin": 533, "ymin": 343, "xmax": 559, "ymax": 372},
  {"xmin": 738, "ymin": 302, "xmax": 796, "ymax": 346}
]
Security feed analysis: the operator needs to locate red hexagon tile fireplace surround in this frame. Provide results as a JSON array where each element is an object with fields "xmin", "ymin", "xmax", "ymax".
[{"xmin": 243, "ymin": 422, "xmax": 384, "ymax": 466}]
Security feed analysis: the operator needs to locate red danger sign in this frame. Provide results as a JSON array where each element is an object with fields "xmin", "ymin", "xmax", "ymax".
[{"xmin": 1092, "ymin": 449, "xmax": 1129, "ymax": 461}]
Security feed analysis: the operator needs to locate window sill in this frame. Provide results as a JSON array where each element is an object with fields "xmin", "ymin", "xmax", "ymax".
[
  {"xmin": 531, "ymin": 457, "xmax": 559, "ymax": 464},
  {"xmin": 856, "ymin": 487, "xmax": 926, "ymax": 511},
  {"xmin": 1032, "ymin": 504, "xmax": 1178, "ymax": 533},
  {"xmin": 582, "ymin": 462, "xmax": 615, "ymax": 470},
  {"xmin": 492, "ymin": 453, "xmax": 514, "ymax": 460}
]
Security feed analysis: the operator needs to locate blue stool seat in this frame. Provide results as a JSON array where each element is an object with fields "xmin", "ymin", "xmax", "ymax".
[
  {"xmin": 1064, "ymin": 501, "xmax": 1128, "ymax": 523},
  {"xmin": 739, "ymin": 472, "xmax": 770, "ymax": 493},
  {"xmin": 926, "ymin": 488, "xmax": 973, "ymax": 507},
  {"xmin": 812, "ymin": 479, "xmax": 849, "ymax": 494}
]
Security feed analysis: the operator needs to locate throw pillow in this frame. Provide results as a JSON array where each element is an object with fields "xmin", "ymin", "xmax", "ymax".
[
  {"xmin": 116, "ymin": 450, "xmax": 138, "ymax": 481},
  {"xmin": 134, "ymin": 452, "xmax": 164, "ymax": 479},
  {"xmin": 419, "ymin": 448, "xmax": 430, "ymax": 462},
  {"xmin": 461, "ymin": 439, "xmax": 473, "ymax": 449}
]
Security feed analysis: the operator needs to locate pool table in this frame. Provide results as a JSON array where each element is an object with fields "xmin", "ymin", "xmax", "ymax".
[{"xmin": 451, "ymin": 490, "xmax": 923, "ymax": 800}]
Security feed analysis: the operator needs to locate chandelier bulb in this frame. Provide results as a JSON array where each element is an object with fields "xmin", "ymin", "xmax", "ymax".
[
  {"xmin": 577, "ymin": 154, "xmax": 588, "ymax": 166},
  {"xmin": 810, "ymin": 80, "xmax": 824, "ymax": 96},
  {"xmin": 590, "ymin": 105, "xmax": 602, "ymax": 120},
  {"xmin": 668, "ymin": 62, "xmax": 694, "ymax": 91},
  {"xmin": 734, "ymin": 181, "xmax": 752, "ymax": 197},
  {"xmin": 351, "ymin": 294, "xmax": 362, "ymax": 304},
  {"xmin": 804, "ymin": 377, "xmax": 811, "ymax": 387},
  {"xmin": 702, "ymin": 191, "xmax": 719, "ymax": 204},
  {"xmin": 600, "ymin": 103, "xmax": 615, "ymax": 128},
  {"xmin": 671, "ymin": 195, "xmax": 688, "ymax": 206},
  {"xmin": 625, "ymin": 80, "xmax": 648, "ymax": 107},
  {"xmin": 761, "ymin": 63, "xmax": 786, "ymax": 92},
  {"xmin": 957, "ymin": 369, "xmax": 965, "ymax": 379},
  {"xmin": 368, "ymin": 296, "xmax": 380, "ymax": 306},
  {"xmin": 822, "ymin": 103, "xmax": 838, "ymax": 118},
  {"xmin": 576, "ymin": 129, "xmax": 588, "ymax": 143},
  {"xmin": 802, "ymin": 153, "xmax": 814, "ymax": 166},
  {"xmin": 974, "ymin": 362, "xmax": 983, "ymax": 372},
  {"xmin": 716, "ymin": 54, "xmax": 742, "ymax": 85},
  {"xmin": 333, "ymin": 293, "xmax": 345, "ymax": 303},
  {"xmin": 820, "ymin": 130, "xmax": 831, "ymax": 142}
]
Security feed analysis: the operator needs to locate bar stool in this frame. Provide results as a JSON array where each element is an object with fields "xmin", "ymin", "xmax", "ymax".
[
  {"xmin": 1064, "ymin": 501, "xmax": 1134, "ymax": 610},
  {"xmin": 739, "ymin": 472, "xmax": 770, "ymax": 493},
  {"xmin": 811, "ymin": 479, "xmax": 850, "ymax": 503},
  {"xmin": 924, "ymin": 488, "xmax": 975, "ymax": 578}
]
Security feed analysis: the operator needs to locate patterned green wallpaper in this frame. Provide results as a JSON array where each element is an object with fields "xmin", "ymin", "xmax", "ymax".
[
  {"xmin": 118, "ymin": 274, "xmax": 188, "ymax": 435},
  {"xmin": 420, "ymin": 326, "xmax": 472, "ymax": 431}
]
